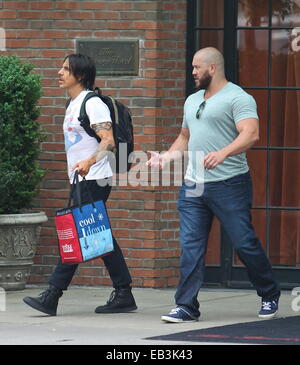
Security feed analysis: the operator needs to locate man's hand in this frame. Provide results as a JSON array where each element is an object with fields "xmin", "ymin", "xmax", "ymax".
[
  {"xmin": 72, "ymin": 158, "xmax": 94, "ymax": 177},
  {"xmin": 203, "ymin": 150, "xmax": 227, "ymax": 170},
  {"xmin": 146, "ymin": 151, "xmax": 165, "ymax": 170},
  {"xmin": 146, "ymin": 128, "xmax": 189, "ymax": 171},
  {"xmin": 203, "ymin": 118, "xmax": 259, "ymax": 170}
]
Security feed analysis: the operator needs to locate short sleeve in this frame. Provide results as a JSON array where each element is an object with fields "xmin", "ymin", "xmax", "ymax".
[
  {"xmin": 85, "ymin": 97, "xmax": 112, "ymax": 125},
  {"xmin": 182, "ymin": 100, "xmax": 188, "ymax": 128},
  {"xmin": 232, "ymin": 93, "xmax": 258, "ymax": 124}
]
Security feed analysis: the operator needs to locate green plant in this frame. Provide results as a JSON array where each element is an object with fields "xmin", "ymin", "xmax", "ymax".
[{"xmin": 0, "ymin": 55, "xmax": 46, "ymax": 214}]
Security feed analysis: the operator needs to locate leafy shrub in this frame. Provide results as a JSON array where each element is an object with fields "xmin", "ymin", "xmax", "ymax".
[{"xmin": 0, "ymin": 55, "xmax": 46, "ymax": 214}]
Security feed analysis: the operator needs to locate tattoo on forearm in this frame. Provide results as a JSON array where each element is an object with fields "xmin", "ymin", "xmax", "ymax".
[
  {"xmin": 94, "ymin": 143, "xmax": 115, "ymax": 163},
  {"xmin": 91, "ymin": 122, "xmax": 112, "ymax": 132}
]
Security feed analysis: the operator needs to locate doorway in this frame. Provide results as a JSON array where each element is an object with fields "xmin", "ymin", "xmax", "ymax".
[{"xmin": 187, "ymin": 0, "xmax": 300, "ymax": 289}]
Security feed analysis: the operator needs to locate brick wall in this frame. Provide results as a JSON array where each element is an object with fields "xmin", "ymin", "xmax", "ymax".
[{"xmin": 0, "ymin": 0, "xmax": 187, "ymax": 288}]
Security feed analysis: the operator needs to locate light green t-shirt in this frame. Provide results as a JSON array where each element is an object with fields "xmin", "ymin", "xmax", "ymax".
[{"xmin": 182, "ymin": 82, "xmax": 258, "ymax": 183}]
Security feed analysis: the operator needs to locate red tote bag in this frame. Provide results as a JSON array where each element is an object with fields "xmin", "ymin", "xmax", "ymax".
[{"xmin": 55, "ymin": 171, "xmax": 114, "ymax": 264}]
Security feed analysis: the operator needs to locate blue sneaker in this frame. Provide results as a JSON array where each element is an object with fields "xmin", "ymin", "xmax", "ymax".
[
  {"xmin": 161, "ymin": 307, "xmax": 199, "ymax": 323},
  {"xmin": 258, "ymin": 298, "xmax": 279, "ymax": 319}
]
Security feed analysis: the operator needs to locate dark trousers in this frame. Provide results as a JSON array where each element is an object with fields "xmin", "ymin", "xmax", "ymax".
[{"xmin": 49, "ymin": 179, "xmax": 132, "ymax": 290}]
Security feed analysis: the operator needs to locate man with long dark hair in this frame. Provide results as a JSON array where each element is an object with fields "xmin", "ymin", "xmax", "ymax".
[{"xmin": 23, "ymin": 54, "xmax": 137, "ymax": 316}]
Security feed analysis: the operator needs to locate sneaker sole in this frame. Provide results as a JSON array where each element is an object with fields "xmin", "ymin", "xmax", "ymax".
[
  {"xmin": 95, "ymin": 305, "xmax": 137, "ymax": 314},
  {"xmin": 161, "ymin": 315, "xmax": 198, "ymax": 323},
  {"xmin": 258, "ymin": 310, "xmax": 278, "ymax": 319}
]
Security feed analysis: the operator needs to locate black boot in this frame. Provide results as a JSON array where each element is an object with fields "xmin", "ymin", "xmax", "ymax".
[
  {"xmin": 95, "ymin": 287, "xmax": 137, "ymax": 314},
  {"xmin": 23, "ymin": 285, "xmax": 63, "ymax": 316}
]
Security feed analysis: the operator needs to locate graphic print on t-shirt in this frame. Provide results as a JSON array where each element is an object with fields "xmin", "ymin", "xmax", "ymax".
[{"xmin": 64, "ymin": 115, "xmax": 83, "ymax": 152}]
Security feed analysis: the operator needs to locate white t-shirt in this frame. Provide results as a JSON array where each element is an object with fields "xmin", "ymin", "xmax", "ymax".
[{"xmin": 63, "ymin": 90, "xmax": 113, "ymax": 183}]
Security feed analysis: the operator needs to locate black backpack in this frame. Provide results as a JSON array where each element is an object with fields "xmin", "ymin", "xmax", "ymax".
[{"xmin": 67, "ymin": 88, "xmax": 134, "ymax": 173}]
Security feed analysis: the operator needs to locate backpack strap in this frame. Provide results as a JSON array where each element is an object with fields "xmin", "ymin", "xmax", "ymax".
[
  {"xmin": 79, "ymin": 91, "xmax": 99, "ymax": 122},
  {"xmin": 107, "ymin": 96, "xmax": 119, "ymax": 126},
  {"xmin": 65, "ymin": 98, "xmax": 71, "ymax": 109},
  {"xmin": 95, "ymin": 87, "xmax": 117, "ymax": 125},
  {"xmin": 78, "ymin": 91, "xmax": 101, "ymax": 142}
]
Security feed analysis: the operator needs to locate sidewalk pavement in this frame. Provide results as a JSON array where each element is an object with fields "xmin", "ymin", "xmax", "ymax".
[{"xmin": 0, "ymin": 286, "xmax": 295, "ymax": 346}]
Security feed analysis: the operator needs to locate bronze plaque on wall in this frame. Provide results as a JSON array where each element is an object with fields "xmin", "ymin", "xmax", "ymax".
[{"xmin": 76, "ymin": 39, "xmax": 139, "ymax": 76}]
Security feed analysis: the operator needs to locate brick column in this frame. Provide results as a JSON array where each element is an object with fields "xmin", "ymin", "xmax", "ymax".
[{"xmin": 0, "ymin": 0, "xmax": 187, "ymax": 288}]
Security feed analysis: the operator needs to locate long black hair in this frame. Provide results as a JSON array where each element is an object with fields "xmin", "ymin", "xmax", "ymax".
[{"xmin": 65, "ymin": 53, "xmax": 96, "ymax": 90}]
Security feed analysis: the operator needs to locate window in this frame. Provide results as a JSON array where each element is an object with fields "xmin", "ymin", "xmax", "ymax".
[{"xmin": 187, "ymin": 0, "xmax": 300, "ymax": 287}]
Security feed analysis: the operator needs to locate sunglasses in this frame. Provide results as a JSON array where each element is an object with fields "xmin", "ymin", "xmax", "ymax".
[{"xmin": 196, "ymin": 100, "xmax": 206, "ymax": 119}]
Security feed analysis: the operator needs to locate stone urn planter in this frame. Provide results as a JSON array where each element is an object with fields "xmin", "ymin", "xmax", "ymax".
[
  {"xmin": 0, "ymin": 56, "xmax": 47, "ymax": 291},
  {"xmin": 0, "ymin": 212, "xmax": 48, "ymax": 290}
]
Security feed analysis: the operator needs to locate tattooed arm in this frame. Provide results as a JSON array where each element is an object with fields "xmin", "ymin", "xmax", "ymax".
[
  {"xmin": 72, "ymin": 121, "xmax": 115, "ymax": 177},
  {"xmin": 90, "ymin": 122, "xmax": 115, "ymax": 163}
]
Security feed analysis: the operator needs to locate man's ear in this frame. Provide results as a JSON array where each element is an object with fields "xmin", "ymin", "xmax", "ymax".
[{"xmin": 209, "ymin": 63, "xmax": 217, "ymax": 75}]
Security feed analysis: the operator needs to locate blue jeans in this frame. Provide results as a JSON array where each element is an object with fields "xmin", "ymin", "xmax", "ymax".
[{"xmin": 175, "ymin": 172, "xmax": 280, "ymax": 317}]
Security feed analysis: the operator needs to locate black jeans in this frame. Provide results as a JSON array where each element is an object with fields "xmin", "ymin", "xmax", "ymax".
[{"xmin": 49, "ymin": 179, "xmax": 132, "ymax": 290}]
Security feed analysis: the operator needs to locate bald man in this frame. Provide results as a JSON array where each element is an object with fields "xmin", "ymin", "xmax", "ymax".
[{"xmin": 147, "ymin": 47, "xmax": 280, "ymax": 323}]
